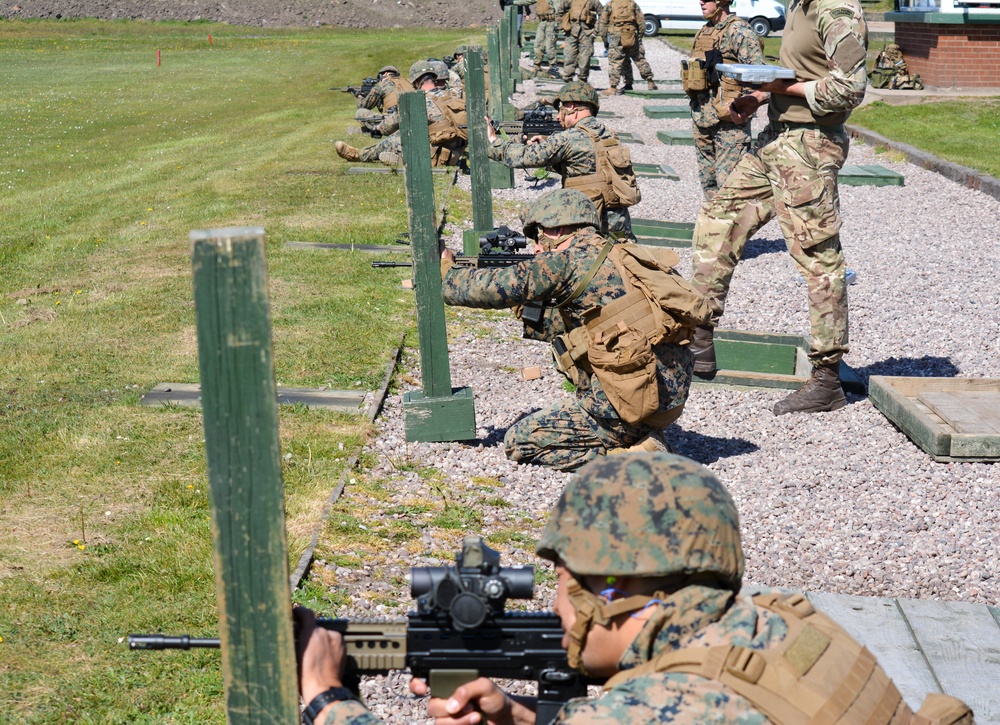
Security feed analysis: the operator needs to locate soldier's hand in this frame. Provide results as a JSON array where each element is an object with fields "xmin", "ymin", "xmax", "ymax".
[
  {"xmin": 293, "ymin": 607, "xmax": 347, "ymax": 706},
  {"xmin": 424, "ymin": 677, "xmax": 534, "ymax": 725},
  {"xmin": 729, "ymin": 92, "xmax": 766, "ymax": 125},
  {"xmin": 526, "ymin": 134, "xmax": 545, "ymax": 145},
  {"xmin": 485, "ymin": 115, "xmax": 498, "ymax": 143}
]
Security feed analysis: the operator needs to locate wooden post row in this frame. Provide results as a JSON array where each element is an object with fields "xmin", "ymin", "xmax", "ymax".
[
  {"xmin": 464, "ymin": 46, "xmax": 495, "ymax": 255},
  {"xmin": 190, "ymin": 227, "xmax": 298, "ymax": 725},
  {"xmin": 487, "ymin": 28, "xmax": 515, "ymax": 190}
]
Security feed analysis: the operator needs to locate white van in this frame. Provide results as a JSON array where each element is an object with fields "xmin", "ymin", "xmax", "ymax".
[{"xmin": 637, "ymin": 0, "xmax": 787, "ymax": 37}]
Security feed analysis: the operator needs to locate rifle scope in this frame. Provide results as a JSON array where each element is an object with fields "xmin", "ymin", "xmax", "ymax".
[{"xmin": 479, "ymin": 226, "xmax": 529, "ymax": 255}]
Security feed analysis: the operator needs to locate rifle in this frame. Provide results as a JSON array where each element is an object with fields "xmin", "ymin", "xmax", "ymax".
[
  {"xmin": 128, "ymin": 536, "xmax": 593, "ymax": 725},
  {"xmin": 492, "ymin": 106, "xmax": 563, "ymax": 141},
  {"xmin": 330, "ymin": 76, "xmax": 378, "ymax": 98}
]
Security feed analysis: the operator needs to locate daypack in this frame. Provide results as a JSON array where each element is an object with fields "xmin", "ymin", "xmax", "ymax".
[
  {"xmin": 427, "ymin": 94, "xmax": 469, "ymax": 144},
  {"xmin": 608, "ymin": 0, "xmax": 638, "ymax": 49},
  {"xmin": 564, "ymin": 123, "xmax": 641, "ymax": 216}
]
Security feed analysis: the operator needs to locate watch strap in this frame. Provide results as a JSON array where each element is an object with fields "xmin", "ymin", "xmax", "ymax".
[{"xmin": 302, "ymin": 686, "xmax": 356, "ymax": 725}]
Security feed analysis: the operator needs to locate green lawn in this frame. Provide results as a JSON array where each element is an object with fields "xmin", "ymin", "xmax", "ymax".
[{"xmin": 0, "ymin": 19, "xmax": 479, "ymax": 723}]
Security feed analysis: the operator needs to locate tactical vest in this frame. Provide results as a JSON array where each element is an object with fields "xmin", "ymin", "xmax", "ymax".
[
  {"xmin": 604, "ymin": 592, "xmax": 974, "ymax": 725},
  {"xmin": 563, "ymin": 123, "xmax": 640, "ymax": 217},
  {"xmin": 552, "ymin": 243, "xmax": 710, "ymax": 426},
  {"xmin": 536, "ymin": 0, "xmax": 554, "ymax": 20},
  {"xmin": 567, "ymin": 0, "xmax": 596, "ymax": 26},
  {"xmin": 683, "ymin": 19, "xmax": 744, "ymax": 121},
  {"xmin": 608, "ymin": 0, "xmax": 638, "ymax": 49},
  {"xmin": 382, "ymin": 77, "xmax": 414, "ymax": 112}
]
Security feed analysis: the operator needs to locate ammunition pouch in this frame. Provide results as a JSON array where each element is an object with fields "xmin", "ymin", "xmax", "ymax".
[
  {"xmin": 537, "ymin": 12, "xmax": 555, "ymax": 20},
  {"xmin": 553, "ymin": 325, "xmax": 593, "ymax": 388},
  {"xmin": 431, "ymin": 145, "xmax": 461, "ymax": 167},
  {"xmin": 618, "ymin": 23, "xmax": 637, "ymax": 50},
  {"xmin": 682, "ymin": 59, "xmax": 709, "ymax": 94}
]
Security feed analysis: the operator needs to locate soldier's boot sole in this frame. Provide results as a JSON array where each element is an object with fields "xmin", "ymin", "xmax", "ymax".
[{"xmin": 773, "ymin": 364, "xmax": 847, "ymax": 416}]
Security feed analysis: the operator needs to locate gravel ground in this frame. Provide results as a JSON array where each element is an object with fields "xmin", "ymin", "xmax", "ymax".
[{"xmin": 312, "ymin": 38, "xmax": 1000, "ymax": 720}]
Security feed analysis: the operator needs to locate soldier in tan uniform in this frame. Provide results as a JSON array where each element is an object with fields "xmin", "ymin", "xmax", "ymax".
[
  {"xmin": 295, "ymin": 454, "xmax": 974, "ymax": 725},
  {"xmin": 596, "ymin": 0, "xmax": 657, "ymax": 95},
  {"xmin": 689, "ymin": 0, "xmax": 869, "ymax": 415},
  {"xmin": 353, "ymin": 65, "xmax": 413, "ymax": 137},
  {"xmin": 560, "ymin": 0, "xmax": 602, "ymax": 83}
]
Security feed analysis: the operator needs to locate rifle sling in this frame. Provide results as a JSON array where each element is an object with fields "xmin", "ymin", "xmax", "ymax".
[{"xmin": 555, "ymin": 238, "xmax": 615, "ymax": 309}]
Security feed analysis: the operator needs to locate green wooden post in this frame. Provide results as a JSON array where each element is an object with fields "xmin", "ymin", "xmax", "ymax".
[
  {"xmin": 190, "ymin": 227, "xmax": 298, "ymax": 725},
  {"xmin": 487, "ymin": 28, "xmax": 515, "ymax": 190},
  {"xmin": 465, "ymin": 46, "xmax": 495, "ymax": 255},
  {"xmin": 398, "ymin": 92, "xmax": 476, "ymax": 442},
  {"xmin": 505, "ymin": 4, "xmax": 522, "ymax": 87}
]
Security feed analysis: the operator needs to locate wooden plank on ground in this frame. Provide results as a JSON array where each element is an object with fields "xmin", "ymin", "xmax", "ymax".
[
  {"xmin": 839, "ymin": 164, "xmax": 905, "ymax": 186},
  {"xmin": 807, "ymin": 592, "xmax": 939, "ymax": 710},
  {"xmin": 898, "ymin": 598, "xmax": 1000, "ymax": 722},
  {"xmin": 632, "ymin": 163, "xmax": 679, "ymax": 180},
  {"xmin": 346, "ymin": 166, "xmax": 448, "ymax": 175},
  {"xmin": 284, "ymin": 242, "xmax": 408, "ymax": 253},
  {"xmin": 656, "ymin": 129, "xmax": 695, "ymax": 146},
  {"xmin": 918, "ymin": 391, "xmax": 1000, "ymax": 434},
  {"xmin": 615, "ymin": 131, "xmax": 643, "ymax": 144},
  {"xmin": 630, "ymin": 218, "xmax": 694, "ymax": 238},
  {"xmin": 141, "ymin": 382, "xmax": 367, "ymax": 412},
  {"xmin": 625, "ymin": 88, "xmax": 687, "ymax": 99},
  {"xmin": 643, "ymin": 104, "xmax": 691, "ymax": 119}
]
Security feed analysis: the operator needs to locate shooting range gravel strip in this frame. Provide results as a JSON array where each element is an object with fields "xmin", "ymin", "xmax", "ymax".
[{"xmin": 314, "ymin": 39, "xmax": 1000, "ymax": 722}]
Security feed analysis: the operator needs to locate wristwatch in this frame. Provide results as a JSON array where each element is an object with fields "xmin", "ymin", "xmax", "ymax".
[{"xmin": 302, "ymin": 686, "xmax": 357, "ymax": 725}]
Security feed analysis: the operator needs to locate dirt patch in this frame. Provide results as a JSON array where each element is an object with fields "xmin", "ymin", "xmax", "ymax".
[{"xmin": 4, "ymin": 0, "xmax": 505, "ymax": 29}]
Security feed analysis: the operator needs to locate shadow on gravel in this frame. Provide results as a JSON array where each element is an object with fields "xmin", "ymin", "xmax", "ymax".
[
  {"xmin": 742, "ymin": 237, "xmax": 786, "ymax": 260},
  {"xmin": 670, "ymin": 428, "xmax": 760, "ymax": 464},
  {"xmin": 852, "ymin": 355, "xmax": 960, "ymax": 383}
]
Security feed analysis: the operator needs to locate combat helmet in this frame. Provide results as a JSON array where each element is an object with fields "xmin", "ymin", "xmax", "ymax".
[
  {"xmin": 430, "ymin": 59, "xmax": 451, "ymax": 81},
  {"xmin": 378, "ymin": 65, "xmax": 401, "ymax": 78},
  {"xmin": 552, "ymin": 80, "xmax": 600, "ymax": 114},
  {"xmin": 454, "ymin": 45, "xmax": 468, "ymax": 57},
  {"xmin": 521, "ymin": 189, "xmax": 600, "ymax": 241},
  {"xmin": 409, "ymin": 59, "xmax": 438, "ymax": 85},
  {"xmin": 536, "ymin": 452, "xmax": 744, "ymax": 589}
]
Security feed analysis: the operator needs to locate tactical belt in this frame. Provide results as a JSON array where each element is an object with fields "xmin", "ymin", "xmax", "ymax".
[
  {"xmin": 771, "ymin": 121, "xmax": 846, "ymax": 134},
  {"xmin": 537, "ymin": 13, "xmax": 555, "ymax": 19}
]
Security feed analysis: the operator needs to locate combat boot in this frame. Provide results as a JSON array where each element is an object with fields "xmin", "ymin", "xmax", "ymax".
[
  {"xmin": 622, "ymin": 81, "xmax": 633, "ymax": 91},
  {"xmin": 647, "ymin": 79, "xmax": 658, "ymax": 90},
  {"xmin": 689, "ymin": 326, "xmax": 716, "ymax": 377},
  {"xmin": 608, "ymin": 429, "xmax": 674, "ymax": 455},
  {"xmin": 773, "ymin": 363, "xmax": 847, "ymax": 416},
  {"xmin": 334, "ymin": 141, "xmax": 360, "ymax": 162},
  {"xmin": 601, "ymin": 87, "xmax": 618, "ymax": 96}
]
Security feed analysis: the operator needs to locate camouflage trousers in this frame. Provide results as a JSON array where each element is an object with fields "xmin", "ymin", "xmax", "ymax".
[
  {"xmin": 534, "ymin": 19, "xmax": 559, "ymax": 66},
  {"xmin": 562, "ymin": 24, "xmax": 595, "ymax": 82},
  {"xmin": 692, "ymin": 121, "xmax": 753, "ymax": 200},
  {"xmin": 691, "ymin": 124, "xmax": 851, "ymax": 365},
  {"xmin": 606, "ymin": 33, "xmax": 653, "ymax": 88},
  {"xmin": 359, "ymin": 132, "xmax": 403, "ymax": 165},
  {"xmin": 354, "ymin": 107, "xmax": 382, "ymax": 132}
]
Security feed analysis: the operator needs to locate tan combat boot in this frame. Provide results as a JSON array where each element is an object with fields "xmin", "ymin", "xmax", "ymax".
[
  {"xmin": 647, "ymin": 80, "xmax": 658, "ymax": 90},
  {"xmin": 601, "ymin": 87, "xmax": 618, "ymax": 96},
  {"xmin": 773, "ymin": 363, "xmax": 847, "ymax": 416},
  {"xmin": 608, "ymin": 429, "xmax": 674, "ymax": 455},
  {"xmin": 334, "ymin": 141, "xmax": 360, "ymax": 162},
  {"xmin": 689, "ymin": 325, "xmax": 716, "ymax": 378}
]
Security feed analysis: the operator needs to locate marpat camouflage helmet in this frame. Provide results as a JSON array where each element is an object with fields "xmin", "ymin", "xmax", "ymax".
[
  {"xmin": 378, "ymin": 65, "xmax": 401, "ymax": 77},
  {"xmin": 552, "ymin": 80, "xmax": 600, "ymax": 113},
  {"xmin": 536, "ymin": 453, "xmax": 744, "ymax": 591},
  {"xmin": 430, "ymin": 59, "xmax": 451, "ymax": 81},
  {"xmin": 521, "ymin": 189, "xmax": 600, "ymax": 239},
  {"xmin": 409, "ymin": 59, "xmax": 438, "ymax": 84},
  {"xmin": 454, "ymin": 45, "xmax": 468, "ymax": 56}
]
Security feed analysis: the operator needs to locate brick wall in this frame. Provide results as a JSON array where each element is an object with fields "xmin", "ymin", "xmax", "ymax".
[{"xmin": 895, "ymin": 23, "xmax": 1000, "ymax": 89}]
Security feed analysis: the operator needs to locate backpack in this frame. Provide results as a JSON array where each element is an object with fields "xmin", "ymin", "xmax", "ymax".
[
  {"xmin": 563, "ymin": 123, "xmax": 641, "ymax": 216},
  {"xmin": 609, "ymin": 0, "xmax": 638, "ymax": 49},
  {"xmin": 427, "ymin": 94, "xmax": 468, "ymax": 145}
]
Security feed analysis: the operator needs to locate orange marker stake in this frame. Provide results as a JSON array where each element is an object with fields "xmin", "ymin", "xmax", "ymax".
[
  {"xmin": 209, "ymin": 34, "xmax": 213, "ymax": 45},
  {"xmin": 157, "ymin": 49, "xmax": 161, "ymax": 66}
]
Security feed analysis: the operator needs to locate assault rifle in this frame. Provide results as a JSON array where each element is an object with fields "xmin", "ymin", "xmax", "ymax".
[
  {"xmin": 330, "ymin": 76, "xmax": 378, "ymax": 98},
  {"xmin": 493, "ymin": 106, "xmax": 563, "ymax": 140},
  {"xmin": 128, "ymin": 536, "xmax": 592, "ymax": 725}
]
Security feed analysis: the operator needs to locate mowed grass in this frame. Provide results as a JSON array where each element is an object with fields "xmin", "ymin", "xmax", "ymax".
[{"xmin": 0, "ymin": 19, "xmax": 479, "ymax": 723}]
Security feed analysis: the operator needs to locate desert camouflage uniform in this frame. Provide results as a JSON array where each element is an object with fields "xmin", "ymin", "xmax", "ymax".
[
  {"xmin": 355, "ymin": 75, "xmax": 408, "ymax": 135},
  {"xmin": 691, "ymin": 0, "xmax": 867, "ymax": 366},
  {"xmin": 359, "ymin": 88, "xmax": 459, "ymax": 165},
  {"xmin": 562, "ymin": 0, "xmax": 602, "ymax": 82},
  {"xmin": 688, "ymin": 15, "xmax": 765, "ymax": 198},
  {"xmin": 487, "ymin": 115, "xmax": 633, "ymax": 238},
  {"xmin": 440, "ymin": 226, "xmax": 692, "ymax": 471},
  {"xmin": 596, "ymin": 0, "xmax": 654, "ymax": 91},
  {"xmin": 534, "ymin": 0, "xmax": 565, "ymax": 71}
]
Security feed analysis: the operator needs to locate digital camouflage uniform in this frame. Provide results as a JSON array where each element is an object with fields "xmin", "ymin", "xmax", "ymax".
[
  {"xmin": 441, "ymin": 210, "xmax": 692, "ymax": 471},
  {"xmin": 533, "ymin": 0, "xmax": 565, "ymax": 72},
  {"xmin": 688, "ymin": 15, "xmax": 765, "ymax": 198},
  {"xmin": 487, "ymin": 115, "xmax": 633, "ymax": 238},
  {"xmin": 596, "ymin": 0, "xmax": 655, "ymax": 91},
  {"xmin": 691, "ymin": 0, "xmax": 868, "ymax": 367},
  {"xmin": 354, "ymin": 72, "xmax": 408, "ymax": 135},
  {"xmin": 561, "ymin": 0, "xmax": 602, "ymax": 82},
  {"xmin": 359, "ymin": 87, "xmax": 461, "ymax": 166}
]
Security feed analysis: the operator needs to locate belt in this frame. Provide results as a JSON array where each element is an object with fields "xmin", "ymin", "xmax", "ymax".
[
  {"xmin": 771, "ymin": 121, "xmax": 845, "ymax": 134},
  {"xmin": 538, "ymin": 13, "xmax": 555, "ymax": 19}
]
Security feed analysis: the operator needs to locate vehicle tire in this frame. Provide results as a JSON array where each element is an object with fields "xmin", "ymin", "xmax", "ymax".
[
  {"xmin": 643, "ymin": 15, "xmax": 660, "ymax": 37},
  {"xmin": 750, "ymin": 16, "xmax": 771, "ymax": 37}
]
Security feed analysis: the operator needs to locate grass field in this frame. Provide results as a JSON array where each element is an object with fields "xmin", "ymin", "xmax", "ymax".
[{"xmin": 0, "ymin": 19, "xmax": 479, "ymax": 723}]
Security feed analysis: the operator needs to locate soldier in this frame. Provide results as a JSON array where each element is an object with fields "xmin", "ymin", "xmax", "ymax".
[
  {"xmin": 296, "ymin": 453, "xmax": 974, "ymax": 725},
  {"xmin": 560, "ymin": 0, "xmax": 601, "ymax": 83},
  {"xmin": 441, "ymin": 189, "xmax": 702, "ymax": 471},
  {"xmin": 334, "ymin": 60, "xmax": 467, "ymax": 167},
  {"xmin": 684, "ymin": 0, "xmax": 765, "ymax": 198},
  {"xmin": 354, "ymin": 65, "xmax": 413, "ymax": 137},
  {"xmin": 531, "ymin": 0, "xmax": 564, "ymax": 78},
  {"xmin": 486, "ymin": 81, "xmax": 640, "ymax": 240},
  {"xmin": 449, "ymin": 46, "xmax": 467, "ymax": 97},
  {"xmin": 688, "ymin": 0, "xmax": 869, "ymax": 415},
  {"xmin": 596, "ymin": 0, "xmax": 658, "ymax": 95}
]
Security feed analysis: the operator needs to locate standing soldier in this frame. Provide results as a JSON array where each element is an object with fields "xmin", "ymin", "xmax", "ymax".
[
  {"xmin": 486, "ymin": 81, "xmax": 640, "ymax": 240},
  {"xmin": 560, "ymin": 0, "xmax": 602, "ymax": 83},
  {"xmin": 354, "ymin": 65, "xmax": 413, "ymax": 137},
  {"xmin": 334, "ymin": 60, "xmax": 467, "ymax": 167},
  {"xmin": 689, "ymin": 0, "xmax": 868, "ymax": 415},
  {"xmin": 531, "ymin": 0, "xmax": 564, "ymax": 78},
  {"xmin": 685, "ymin": 0, "xmax": 765, "ymax": 198},
  {"xmin": 597, "ymin": 0, "xmax": 658, "ymax": 95},
  {"xmin": 449, "ymin": 46, "xmax": 467, "ymax": 97}
]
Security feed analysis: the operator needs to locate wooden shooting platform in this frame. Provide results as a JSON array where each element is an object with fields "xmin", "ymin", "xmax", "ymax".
[
  {"xmin": 632, "ymin": 163, "xmax": 679, "ymax": 180},
  {"xmin": 653, "ymin": 78, "xmax": 684, "ymax": 85},
  {"xmin": 632, "ymin": 218, "xmax": 694, "ymax": 248},
  {"xmin": 838, "ymin": 164, "xmax": 905, "ymax": 186},
  {"xmin": 140, "ymin": 382, "xmax": 367, "ymax": 413},
  {"xmin": 615, "ymin": 131, "xmax": 644, "ymax": 144},
  {"xmin": 804, "ymin": 591, "xmax": 1000, "ymax": 722},
  {"xmin": 694, "ymin": 330, "xmax": 865, "ymax": 393},
  {"xmin": 285, "ymin": 242, "xmax": 409, "ymax": 253},
  {"xmin": 643, "ymin": 105, "xmax": 691, "ymax": 119},
  {"xmin": 868, "ymin": 376, "xmax": 1000, "ymax": 462},
  {"xmin": 627, "ymin": 88, "xmax": 688, "ymax": 99},
  {"xmin": 345, "ymin": 166, "xmax": 450, "ymax": 175},
  {"xmin": 656, "ymin": 129, "xmax": 696, "ymax": 146}
]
